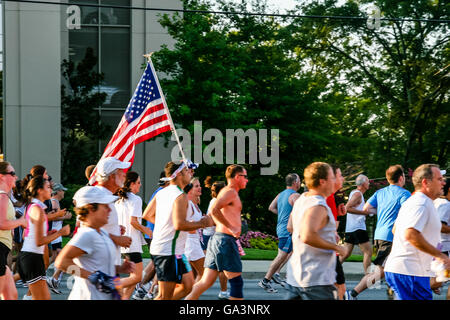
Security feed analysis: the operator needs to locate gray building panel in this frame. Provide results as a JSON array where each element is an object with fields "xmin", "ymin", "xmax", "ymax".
[{"xmin": 3, "ymin": 0, "xmax": 181, "ymax": 198}]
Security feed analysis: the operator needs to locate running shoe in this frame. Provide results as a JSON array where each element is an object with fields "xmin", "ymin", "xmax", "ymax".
[
  {"xmin": 272, "ymin": 273, "xmax": 287, "ymax": 288},
  {"xmin": 271, "ymin": 273, "xmax": 283, "ymax": 284},
  {"xmin": 143, "ymin": 292, "xmax": 154, "ymax": 300},
  {"xmin": 387, "ymin": 286, "xmax": 394, "ymax": 300},
  {"xmin": 46, "ymin": 277, "xmax": 62, "ymax": 294},
  {"xmin": 257, "ymin": 279, "xmax": 278, "ymax": 293},
  {"xmin": 218, "ymin": 291, "xmax": 230, "ymax": 300},
  {"xmin": 131, "ymin": 287, "xmax": 148, "ymax": 300},
  {"xmin": 152, "ymin": 284, "xmax": 159, "ymax": 297},
  {"xmin": 344, "ymin": 290, "xmax": 357, "ymax": 300},
  {"xmin": 23, "ymin": 294, "xmax": 32, "ymax": 300}
]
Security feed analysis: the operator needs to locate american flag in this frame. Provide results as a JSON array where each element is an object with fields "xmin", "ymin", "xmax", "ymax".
[{"xmin": 89, "ymin": 61, "xmax": 172, "ymax": 184}]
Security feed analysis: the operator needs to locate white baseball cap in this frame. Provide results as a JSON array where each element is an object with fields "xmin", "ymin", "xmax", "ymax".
[
  {"xmin": 73, "ymin": 186, "xmax": 118, "ymax": 207},
  {"xmin": 95, "ymin": 157, "xmax": 131, "ymax": 178}
]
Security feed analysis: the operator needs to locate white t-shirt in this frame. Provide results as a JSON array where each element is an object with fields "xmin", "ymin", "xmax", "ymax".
[
  {"xmin": 345, "ymin": 190, "xmax": 367, "ymax": 233},
  {"xmin": 50, "ymin": 198, "xmax": 63, "ymax": 245},
  {"xmin": 434, "ymin": 198, "xmax": 450, "ymax": 252},
  {"xmin": 95, "ymin": 186, "xmax": 120, "ymax": 236},
  {"xmin": 67, "ymin": 227, "xmax": 117, "ymax": 300},
  {"xmin": 385, "ymin": 192, "xmax": 442, "ymax": 277},
  {"xmin": 115, "ymin": 192, "xmax": 145, "ymax": 254},
  {"xmin": 95, "ymin": 186, "xmax": 121, "ymax": 264}
]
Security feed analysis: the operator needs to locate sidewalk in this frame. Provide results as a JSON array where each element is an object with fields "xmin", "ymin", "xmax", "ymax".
[{"xmin": 240, "ymin": 260, "xmax": 365, "ymax": 280}]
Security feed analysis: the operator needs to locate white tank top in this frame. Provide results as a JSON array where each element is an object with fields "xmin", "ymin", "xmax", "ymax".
[
  {"xmin": 22, "ymin": 200, "xmax": 48, "ymax": 254},
  {"xmin": 286, "ymin": 194, "xmax": 337, "ymax": 287},
  {"xmin": 202, "ymin": 199, "xmax": 216, "ymax": 236},
  {"xmin": 187, "ymin": 201, "xmax": 202, "ymax": 240},
  {"xmin": 345, "ymin": 190, "xmax": 367, "ymax": 233},
  {"xmin": 150, "ymin": 185, "xmax": 188, "ymax": 256}
]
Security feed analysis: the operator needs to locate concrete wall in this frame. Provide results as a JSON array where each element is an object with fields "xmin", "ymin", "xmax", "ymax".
[
  {"xmin": 4, "ymin": 0, "xmax": 62, "ymax": 181},
  {"xmin": 3, "ymin": 0, "xmax": 181, "ymax": 196},
  {"xmin": 131, "ymin": 0, "xmax": 180, "ymax": 202}
]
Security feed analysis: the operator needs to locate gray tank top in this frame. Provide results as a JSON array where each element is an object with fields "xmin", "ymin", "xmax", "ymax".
[{"xmin": 286, "ymin": 194, "xmax": 337, "ymax": 287}]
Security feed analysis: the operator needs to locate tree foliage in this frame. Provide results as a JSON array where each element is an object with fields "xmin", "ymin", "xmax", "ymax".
[
  {"xmin": 152, "ymin": 0, "xmax": 448, "ymax": 234},
  {"xmin": 61, "ymin": 48, "xmax": 110, "ymax": 184},
  {"xmin": 287, "ymin": 0, "xmax": 449, "ymax": 174},
  {"xmin": 153, "ymin": 0, "xmax": 340, "ymax": 233}
]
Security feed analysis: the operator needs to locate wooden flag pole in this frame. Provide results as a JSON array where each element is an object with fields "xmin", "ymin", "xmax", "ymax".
[{"xmin": 144, "ymin": 53, "xmax": 188, "ymax": 163}]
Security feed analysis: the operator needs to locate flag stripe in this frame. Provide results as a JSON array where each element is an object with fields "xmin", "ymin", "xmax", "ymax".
[
  {"xmin": 89, "ymin": 62, "xmax": 174, "ymax": 185},
  {"xmin": 102, "ymin": 102, "xmax": 166, "ymax": 156},
  {"xmin": 113, "ymin": 115, "xmax": 170, "ymax": 160}
]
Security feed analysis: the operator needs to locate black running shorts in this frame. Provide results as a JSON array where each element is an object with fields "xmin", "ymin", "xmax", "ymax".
[
  {"xmin": 0, "ymin": 242, "xmax": 10, "ymax": 276},
  {"xmin": 373, "ymin": 240, "xmax": 392, "ymax": 267},
  {"xmin": 152, "ymin": 254, "xmax": 188, "ymax": 284},
  {"xmin": 122, "ymin": 252, "xmax": 143, "ymax": 264},
  {"xmin": 335, "ymin": 256, "xmax": 345, "ymax": 285},
  {"xmin": 344, "ymin": 229, "xmax": 370, "ymax": 245},
  {"xmin": 17, "ymin": 251, "xmax": 46, "ymax": 285}
]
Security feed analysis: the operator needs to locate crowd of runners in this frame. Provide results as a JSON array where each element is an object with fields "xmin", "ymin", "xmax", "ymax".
[{"xmin": 0, "ymin": 158, "xmax": 448, "ymax": 300}]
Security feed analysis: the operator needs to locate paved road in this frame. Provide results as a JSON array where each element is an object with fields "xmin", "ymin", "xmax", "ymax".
[{"xmin": 16, "ymin": 271, "xmax": 449, "ymax": 301}]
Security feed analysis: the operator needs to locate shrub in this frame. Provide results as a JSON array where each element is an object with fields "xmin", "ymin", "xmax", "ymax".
[{"xmin": 239, "ymin": 231, "xmax": 278, "ymax": 250}]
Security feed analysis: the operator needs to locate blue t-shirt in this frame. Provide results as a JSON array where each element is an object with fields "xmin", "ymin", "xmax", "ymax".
[
  {"xmin": 144, "ymin": 187, "xmax": 163, "ymax": 239},
  {"xmin": 276, "ymin": 189, "xmax": 297, "ymax": 238},
  {"xmin": 368, "ymin": 185, "xmax": 411, "ymax": 242}
]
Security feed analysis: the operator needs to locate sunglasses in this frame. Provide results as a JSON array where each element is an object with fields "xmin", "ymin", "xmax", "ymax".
[
  {"xmin": 238, "ymin": 174, "xmax": 248, "ymax": 179},
  {"xmin": 2, "ymin": 171, "xmax": 16, "ymax": 176}
]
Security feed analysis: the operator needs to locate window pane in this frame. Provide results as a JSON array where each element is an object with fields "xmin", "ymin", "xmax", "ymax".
[
  {"xmin": 69, "ymin": 0, "xmax": 99, "ymax": 25},
  {"xmin": 69, "ymin": 26, "xmax": 99, "ymax": 73},
  {"xmin": 0, "ymin": 2, "xmax": 3, "ymax": 159},
  {"xmin": 100, "ymin": 27, "xmax": 130, "ymax": 108},
  {"xmin": 99, "ymin": 110, "xmax": 124, "ymax": 150},
  {"xmin": 100, "ymin": 0, "xmax": 130, "ymax": 25}
]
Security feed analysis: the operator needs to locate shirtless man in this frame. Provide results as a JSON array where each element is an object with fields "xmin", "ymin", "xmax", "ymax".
[{"xmin": 185, "ymin": 164, "xmax": 248, "ymax": 300}]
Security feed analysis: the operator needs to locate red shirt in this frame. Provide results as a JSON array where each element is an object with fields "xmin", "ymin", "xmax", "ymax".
[{"xmin": 326, "ymin": 192, "xmax": 338, "ymax": 222}]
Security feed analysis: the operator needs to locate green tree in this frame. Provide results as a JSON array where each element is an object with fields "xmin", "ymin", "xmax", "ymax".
[
  {"xmin": 61, "ymin": 48, "xmax": 110, "ymax": 184},
  {"xmin": 287, "ymin": 0, "xmax": 450, "ymax": 175},
  {"xmin": 153, "ymin": 0, "xmax": 338, "ymax": 233},
  {"xmin": 151, "ymin": 0, "xmax": 448, "ymax": 234}
]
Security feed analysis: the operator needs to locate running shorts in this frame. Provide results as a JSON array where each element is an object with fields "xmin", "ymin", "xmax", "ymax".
[
  {"xmin": 0, "ymin": 242, "xmax": 10, "ymax": 276},
  {"xmin": 185, "ymin": 237, "xmax": 205, "ymax": 262},
  {"xmin": 278, "ymin": 236, "xmax": 293, "ymax": 253},
  {"xmin": 17, "ymin": 251, "xmax": 46, "ymax": 285},
  {"xmin": 51, "ymin": 242, "xmax": 62, "ymax": 251},
  {"xmin": 373, "ymin": 240, "xmax": 392, "ymax": 267},
  {"xmin": 152, "ymin": 254, "xmax": 189, "ymax": 284},
  {"xmin": 204, "ymin": 232, "xmax": 242, "ymax": 273},
  {"xmin": 335, "ymin": 256, "xmax": 345, "ymax": 285},
  {"xmin": 122, "ymin": 252, "xmax": 143, "ymax": 264},
  {"xmin": 285, "ymin": 283, "xmax": 338, "ymax": 300},
  {"xmin": 344, "ymin": 229, "xmax": 369, "ymax": 245},
  {"xmin": 385, "ymin": 272, "xmax": 432, "ymax": 300},
  {"xmin": 201, "ymin": 234, "xmax": 211, "ymax": 251}
]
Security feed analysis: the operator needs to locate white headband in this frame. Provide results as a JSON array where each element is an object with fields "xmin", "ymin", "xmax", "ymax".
[{"xmin": 160, "ymin": 162, "xmax": 187, "ymax": 182}]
